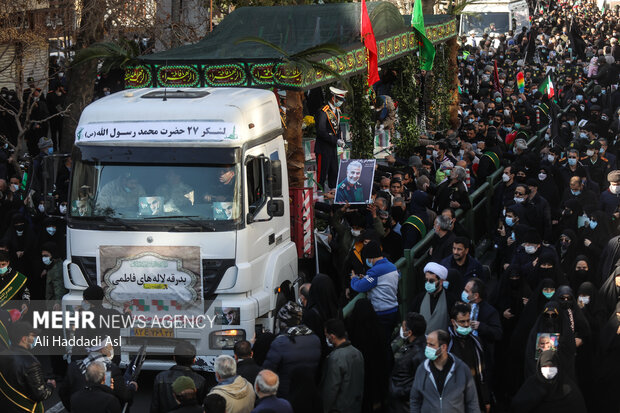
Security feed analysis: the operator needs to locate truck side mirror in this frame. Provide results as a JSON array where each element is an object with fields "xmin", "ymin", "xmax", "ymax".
[{"xmin": 267, "ymin": 199, "xmax": 285, "ymax": 217}]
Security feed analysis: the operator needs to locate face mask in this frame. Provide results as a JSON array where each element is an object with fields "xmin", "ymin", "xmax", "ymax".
[
  {"xmin": 459, "ymin": 149, "xmax": 465, "ymax": 159},
  {"xmin": 524, "ymin": 245, "xmax": 537, "ymax": 254},
  {"xmin": 107, "ymin": 349, "xmax": 114, "ymax": 360},
  {"xmin": 326, "ymin": 337, "xmax": 334, "ymax": 348},
  {"xmin": 38, "ymin": 204, "xmax": 45, "ymax": 213},
  {"xmin": 602, "ymin": 115, "xmax": 609, "ymax": 121},
  {"xmin": 515, "ymin": 123, "xmax": 521, "ymax": 129},
  {"xmin": 425, "ymin": 346, "xmax": 439, "ymax": 361},
  {"xmin": 334, "ymin": 100, "xmax": 344, "ymax": 108},
  {"xmin": 518, "ymin": 98, "xmax": 523, "ymax": 104},
  {"xmin": 365, "ymin": 259, "xmax": 373, "ymax": 268},
  {"xmin": 488, "ymin": 120, "xmax": 494, "ymax": 126},
  {"xmin": 602, "ymin": 89, "xmax": 607, "ymax": 95},
  {"xmin": 505, "ymin": 217, "xmax": 514, "ymax": 227},
  {"xmin": 461, "ymin": 290, "xmax": 470, "ymax": 303},
  {"xmin": 576, "ymin": 95, "xmax": 584, "ymax": 101},
  {"xmin": 82, "ymin": 301, "xmax": 91, "ymax": 311},
  {"xmin": 399, "ymin": 326, "xmax": 410, "ymax": 340},
  {"xmin": 495, "ymin": 97, "xmax": 501, "ymax": 103},
  {"xmin": 468, "ymin": 118, "xmax": 474, "ymax": 123},
  {"xmin": 432, "ymin": 150, "xmax": 439, "ymax": 159},
  {"xmin": 568, "ymin": 120, "xmax": 575, "ymax": 126},
  {"xmin": 571, "ymin": 190, "xmax": 581, "ymax": 196},
  {"xmin": 59, "ymin": 205, "xmax": 67, "ymax": 214},
  {"xmin": 47, "ymin": 147, "xmax": 53, "ymax": 155},
  {"xmin": 568, "ymin": 158, "xmax": 577, "ymax": 166},
  {"xmin": 589, "ymin": 220, "xmax": 598, "ymax": 229},
  {"xmin": 443, "ymin": 281, "xmax": 450, "ymax": 289},
  {"xmin": 351, "ymin": 229, "xmax": 361, "ymax": 237},
  {"xmin": 538, "ymin": 173, "xmax": 547, "ymax": 180},
  {"xmin": 15, "ymin": 230, "xmax": 23, "ymax": 237},
  {"xmin": 123, "ymin": 186, "xmax": 132, "ymax": 193},
  {"xmin": 578, "ymin": 295, "xmax": 590, "ymax": 305},
  {"xmin": 0, "ymin": 266, "xmax": 8, "ymax": 275},
  {"xmin": 29, "ymin": 338, "xmax": 36, "ymax": 350},
  {"xmin": 11, "ymin": 184, "xmax": 18, "ymax": 192},
  {"xmin": 514, "ymin": 196, "xmax": 524, "ymax": 204},
  {"xmin": 586, "ymin": 150, "xmax": 594, "ymax": 156},
  {"xmin": 425, "ymin": 281, "xmax": 437, "ymax": 294},
  {"xmin": 456, "ymin": 325, "xmax": 473, "ymax": 336},
  {"xmin": 501, "ymin": 173, "xmax": 510, "ymax": 183},
  {"xmin": 504, "ymin": 109, "xmax": 510, "ymax": 117},
  {"xmin": 42, "ymin": 256, "xmax": 51, "ymax": 265},
  {"xmin": 541, "ymin": 367, "xmax": 558, "ymax": 379},
  {"xmin": 610, "ymin": 184, "xmax": 620, "ymax": 195},
  {"xmin": 46, "ymin": 227, "xmax": 56, "ymax": 236},
  {"xmin": 543, "ymin": 290, "xmax": 555, "ymax": 299},
  {"xmin": 579, "ymin": 132, "xmax": 587, "ymax": 139},
  {"xmin": 547, "ymin": 154, "xmax": 555, "ymax": 163}
]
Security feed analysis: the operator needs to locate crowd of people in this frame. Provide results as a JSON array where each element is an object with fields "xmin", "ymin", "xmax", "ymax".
[{"xmin": 3, "ymin": 1, "xmax": 620, "ymax": 413}]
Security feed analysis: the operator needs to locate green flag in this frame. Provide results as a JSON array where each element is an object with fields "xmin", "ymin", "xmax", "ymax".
[{"xmin": 412, "ymin": 0, "xmax": 436, "ymax": 71}]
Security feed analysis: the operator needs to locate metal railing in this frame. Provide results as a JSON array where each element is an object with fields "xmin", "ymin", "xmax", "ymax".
[{"xmin": 343, "ymin": 128, "xmax": 546, "ymax": 319}]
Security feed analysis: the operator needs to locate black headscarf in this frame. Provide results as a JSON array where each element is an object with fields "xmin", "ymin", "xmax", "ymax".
[
  {"xmin": 512, "ymin": 349, "xmax": 587, "ymax": 413},
  {"xmin": 576, "ymin": 281, "xmax": 606, "ymax": 338},
  {"xmin": 556, "ymin": 229, "xmax": 579, "ymax": 275},
  {"xmin": 554, "ymin": 285, "xmax": 591, "ymax": 342},
  {"xmin": 524, "ymin": 301, "xmax": 576, "ymax": 381},
  {"xmin": 597, "ymin": 235, "xmax": 620, "ymax": 284},
  {"xmin": 567, "ymin": 255, "xmax": 598, "ymax": 292}
]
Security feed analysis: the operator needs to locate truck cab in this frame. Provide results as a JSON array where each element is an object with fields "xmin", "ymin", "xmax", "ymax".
[
  {"xmin": 460, "ymin": 0, "xmax": 530, "ymax": 47},
  {"xmin": 64, "ymin": 87, "xmax": 298, "ymax": 370}
]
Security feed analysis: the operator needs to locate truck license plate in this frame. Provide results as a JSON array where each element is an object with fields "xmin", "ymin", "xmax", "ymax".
[{"xmin": 131, "ymin": 328, "xmax": 174, "ymax": 338}]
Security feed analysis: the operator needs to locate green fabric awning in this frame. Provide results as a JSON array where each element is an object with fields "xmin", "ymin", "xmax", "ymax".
[{"xmin": 126, "ymin": 2, "xmax": 457, "ymax": 90}]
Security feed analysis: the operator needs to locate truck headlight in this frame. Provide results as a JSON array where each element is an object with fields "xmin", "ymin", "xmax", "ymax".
[{"xmin": 209, "ymin": 329, "xmax": 246, "ymax": 350}]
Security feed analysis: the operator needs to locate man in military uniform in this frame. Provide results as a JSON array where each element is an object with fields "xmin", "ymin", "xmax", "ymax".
[
  {"xmin": 582, "ymin": 141, "xmax": 610, "ymax": 190},
  {"xmin": 0, "ymin": 322, "xmax": 55, "ymax": 413},
  {"xmin": 0, "ymin": 250, "xmax": 29, "ymax": 315},
  {"xmin": 336, "ymin": 161, "xmax": 364, "ymax": 203},
  {"xmin": 315, "ymin": 86, "xmax": 347, "ymax": 190}
]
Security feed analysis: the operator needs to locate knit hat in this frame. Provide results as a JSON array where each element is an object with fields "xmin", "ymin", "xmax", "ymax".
[
  {"xmin": 38, "ymin": 137, "xmax": 53, "ymax": 149},
  {"xmin": 362, "ymin": 240, "xmax": 382, "ymax": 260},
  {"xmin": 277, "ymin": 301, "xmax": 303, "ymax": 327},
  {"xmin": 172, "ymin": 376, "xmax": 196, "ymax": 394},
  {"xmin": 423, "ymin": 262, "xmax": 448, "ymax": 280}
]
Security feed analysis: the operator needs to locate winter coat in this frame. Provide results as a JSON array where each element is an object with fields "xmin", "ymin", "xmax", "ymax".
[
  {"xmin": 262, "ymin": 330, "xmax": 321, "ymax": 399},
  {"xmin": 150, "ymin": 365, "xmax": 207, "ymax": 413},
  {"xmin": 410, "ymin": 354, "xmax": 481, "ymax": 413},
  {"xmin": 320, "ymin": 341, "xmax": 365, "ymax": 413},
  {"xmin": 208, "ymin": 376, "xmax": 256, "ymax": 413},
  {"xmin": 70, "ymin": 384, "xmax": 122, "ymax": 413}
]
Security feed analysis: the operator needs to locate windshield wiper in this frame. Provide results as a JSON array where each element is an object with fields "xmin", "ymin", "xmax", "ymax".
[
  {"xmin": 100, "ymin": 216, "xmax": 139, "ymax": 230},
  {"xmin": 142, "ymin": 215, "xmax": 216, "ymax": 232}
]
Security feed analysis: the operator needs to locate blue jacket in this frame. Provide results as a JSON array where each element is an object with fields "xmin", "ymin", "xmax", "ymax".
[
  {"xmin": 600, "ymin": 188, "xmax": 620, "ymax": 218},
  {"xmin": 351, "ymin": 258, "xmax": 399, "ymax": 314},
  {"xmin": 251, "ymin": 395, "xmax": 294, "ymax": 413}
]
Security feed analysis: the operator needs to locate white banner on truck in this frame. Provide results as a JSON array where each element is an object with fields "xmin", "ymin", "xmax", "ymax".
[{"xmin": 76, "ymin": 121, "xmax": 237, "ymax": 142}]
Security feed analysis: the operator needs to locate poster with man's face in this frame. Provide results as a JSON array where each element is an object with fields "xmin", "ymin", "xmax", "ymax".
[
  {"xmin": 335, "ymin": 159, "xmax": 376, "ymax": 204},
  {"xmin": 535, "ymin": 333, "xmax": 559, "ymax": 360}
]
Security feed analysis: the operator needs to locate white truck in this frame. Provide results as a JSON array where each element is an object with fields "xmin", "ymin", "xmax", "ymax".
[
  {"xmin": 63, "ymin": 87, "xmax": 299, "ymax": 370},
  {"xmin": 460, "ymin": 0, "xmax": 530, "ymax": 46}
]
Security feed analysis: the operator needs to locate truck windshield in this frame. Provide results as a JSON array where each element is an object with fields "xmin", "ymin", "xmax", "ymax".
[
  {"xmin": 69, "ymin": 161, "xmax": 241, "ymax": 228},
  {"xmin": 461, "ymin": 12, "xmax": 510, "ymax": 35}
]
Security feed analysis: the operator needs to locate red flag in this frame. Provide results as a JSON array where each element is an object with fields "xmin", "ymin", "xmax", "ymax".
[{"xmin": 361, "ymin": 0, "xmax": 380, "ymax": 86}]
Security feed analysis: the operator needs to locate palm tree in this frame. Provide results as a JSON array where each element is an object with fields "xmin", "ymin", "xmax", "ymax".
[
  {"xmin": 236, "ymin": 37, "xmax": 349, "ymax": 187},
  {"xmin": 69, "ymin": 38, "xmax": 142, "ymax": 74}
]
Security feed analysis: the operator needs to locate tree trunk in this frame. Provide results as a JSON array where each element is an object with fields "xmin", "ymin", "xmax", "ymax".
[
  {"xmin": 447, "ymin": 36, "xmax": 459, "ymax": 129},
  {"xmin": 284, "ymin": 90, "xmax": 305, "ymax": 188},
  {"xmin": 59, "ymin": 0, "xmax": 105, "ymax": 153}
]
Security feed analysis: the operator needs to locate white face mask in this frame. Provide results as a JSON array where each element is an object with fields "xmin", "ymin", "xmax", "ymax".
[
  {"xmin": 351, "ymin": 229, "xmax": 361, "ymax": 237},
  {"xmin": 578, "ymin": 295, "xmax": 590, "ymax": 305},
  {"xmin": 524, "ymin": 245, "xmax": 537, "ymax": 254},
  {"xmin": 325, "ymin": 337, "xmax": 334, "ymax": 348},
  {"xmin": 59, "ymin": 205, "xmax": 67, "ymax": 214},
  {"xmin": 541, "ymin": 366, "xmax": 558, "ymax": 379},
  {"xmin": 502, "ymin": 173, "xmax": 511, "ymax": 182},
  {"xmin": 399, "ymin": 326, "xmax": 410, "ymax": 340},
  {"xmin": 38, "ymin": 204, "xmax": 45, "ymax": 213},
  {"xmin": 547, "ymin": 154, "xmax": 555, "ymax": 163},
  {"xmin": 610, "ymin": 184, "xmax": 620, "ymax": 195},
  {"xmin": 538, "ymin": 173, "xmax": 547, "ymax": 181}
]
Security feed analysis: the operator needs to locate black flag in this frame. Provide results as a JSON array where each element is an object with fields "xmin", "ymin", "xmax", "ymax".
[
  {"xmin": 524, "ymin": 24, "xmax": 537, "ymax": 64},
  {"xmin": 569, "ymin": 18, "xmax": 586, "ymax": 60}
]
